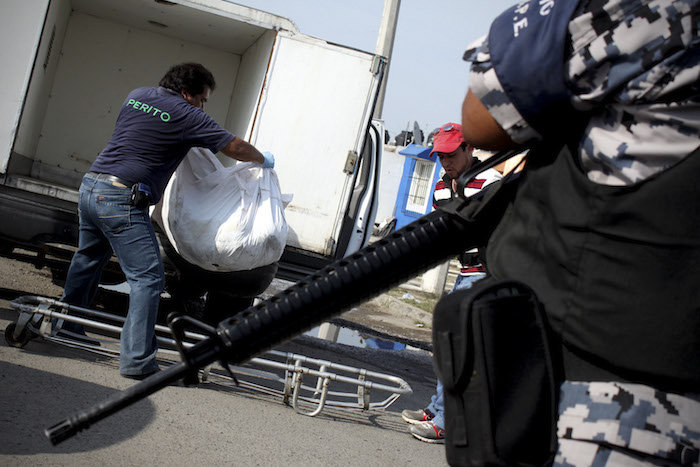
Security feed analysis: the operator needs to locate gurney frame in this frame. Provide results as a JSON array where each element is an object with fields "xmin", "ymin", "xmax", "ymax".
[{"xmin": 6, "ymin": 295, "xmax": 412, "ymax": 417}]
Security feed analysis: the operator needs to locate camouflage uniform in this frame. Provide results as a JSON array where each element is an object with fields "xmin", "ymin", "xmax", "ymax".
[
  {"xmin": 465, "ymin": 0, "xmax": 700, "ymax": 186},
  {"xmin": 463, "ymin": 0, "xmax": 700, "ymax": 464},
  {"xmin": 557, "ymin": 382, "xmax": 700, "ymax": 466}
]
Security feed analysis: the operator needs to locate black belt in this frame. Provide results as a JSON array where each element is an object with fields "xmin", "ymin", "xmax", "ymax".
[{"xmin": 87, "ymin": 172, "xmax": 135, "ymax": 188}]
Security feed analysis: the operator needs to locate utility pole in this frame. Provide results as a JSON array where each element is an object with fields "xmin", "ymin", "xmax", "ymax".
[{"xmin": 373, "ymin": 0, "xmax": 401, "ymax": 119}]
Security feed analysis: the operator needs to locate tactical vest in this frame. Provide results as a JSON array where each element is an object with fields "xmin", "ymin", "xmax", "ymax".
[{"xmin": 486, "ymin": 142, "xmax": 700, "ymax": 390}]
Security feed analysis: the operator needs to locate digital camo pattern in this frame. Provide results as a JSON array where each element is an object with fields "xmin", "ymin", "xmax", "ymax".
[
  {"xmin": 464, "ymin": 0, "xmax": 700, "ymax": 186},
  {"xmin": 464, "ymin": 35, "xmax": 542, "ymax": 146},
  {"xmin": 555, "ymin": 382, "xmax": 700, "ymax": 466}
]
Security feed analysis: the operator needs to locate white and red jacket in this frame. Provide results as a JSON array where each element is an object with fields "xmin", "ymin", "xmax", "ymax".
[{"xmin": 432, "ymin": 162, "xmax": 503, "ymax": 276}]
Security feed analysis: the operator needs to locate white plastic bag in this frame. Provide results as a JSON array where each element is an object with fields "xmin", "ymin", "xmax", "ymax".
[{"xmin": 152, "ymin": 147, "xmax": 291, "ymax": 272}]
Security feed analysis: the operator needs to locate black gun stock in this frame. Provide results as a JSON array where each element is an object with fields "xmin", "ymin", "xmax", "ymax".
[{"xmin": 45, "ymin": 150, "xmax": 521, "ymax": 445}]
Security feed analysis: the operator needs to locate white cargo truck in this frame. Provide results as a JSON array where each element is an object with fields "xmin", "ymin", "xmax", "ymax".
[{"xmin": 0, "ymin": 0, "xmax": 385, "ymax": 314}]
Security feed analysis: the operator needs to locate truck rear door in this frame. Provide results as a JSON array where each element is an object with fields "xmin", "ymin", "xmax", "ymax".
[
  {"xmin": 250, "ymin": 31, "xmax": 384, "ymax": 271},
  {"xmin": 0, "ymin": 1, "xmax": 49, "ymax": 174}
]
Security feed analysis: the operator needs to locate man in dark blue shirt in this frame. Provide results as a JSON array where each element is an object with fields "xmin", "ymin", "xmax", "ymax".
[{"xmin": 61, "ymin": 63, "xmax": 274, "ymax": 379}]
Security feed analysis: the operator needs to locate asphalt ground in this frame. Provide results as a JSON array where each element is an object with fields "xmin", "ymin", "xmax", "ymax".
[{"xmin": 0, "ymin": 256, "xmax": 448, "ymax": 466}]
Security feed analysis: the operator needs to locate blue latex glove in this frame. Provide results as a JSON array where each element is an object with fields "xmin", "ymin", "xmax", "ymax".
[{"xmin": 261, "ymin": 151, "xmax": 275, "ymax": 168}]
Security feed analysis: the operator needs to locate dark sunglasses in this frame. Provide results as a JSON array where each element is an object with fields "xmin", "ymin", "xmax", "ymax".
[{"xmin": 435, "ymin": 123, "xmax": 457, "ymax": 134}]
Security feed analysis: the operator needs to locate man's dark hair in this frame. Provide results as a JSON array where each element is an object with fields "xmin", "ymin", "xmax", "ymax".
[{"xmin": 159, "ymin": 63, "xmax": 216, "ymax": 95}]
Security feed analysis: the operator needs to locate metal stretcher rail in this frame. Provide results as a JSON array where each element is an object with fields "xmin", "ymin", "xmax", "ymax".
[{"xmin": 6, "ymin": 295, "xmax": 412, "ymax": 416}]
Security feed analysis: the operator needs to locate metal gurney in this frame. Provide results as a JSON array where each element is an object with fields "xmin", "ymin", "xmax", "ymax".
[{"xmin": 5, "ymin": 294, "xmax": 412, "ymax": 417}]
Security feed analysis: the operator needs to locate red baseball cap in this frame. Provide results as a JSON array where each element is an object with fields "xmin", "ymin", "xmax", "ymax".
[{"xmin": 430, "ymin": 123, "xmax": 465, "ymax": 156}]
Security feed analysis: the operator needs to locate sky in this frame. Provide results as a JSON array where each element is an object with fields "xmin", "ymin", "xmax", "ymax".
[{"xmin": 230, "ymin": 0, "xmax": 517, "ymax": 141}]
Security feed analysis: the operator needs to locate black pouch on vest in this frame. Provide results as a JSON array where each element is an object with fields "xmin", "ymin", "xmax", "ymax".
[{"xmin": 433, "ymin": 277, "xmax": 558, "ymax": 466}]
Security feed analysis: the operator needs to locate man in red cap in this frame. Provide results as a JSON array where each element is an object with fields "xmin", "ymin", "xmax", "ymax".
[
  {"xmin": 401, "ymin": 122, "xmax": 502, "ymax": 444},
  {"xmin": 430, "ymin": 123, "xmax": 502, "ymax": 199}
]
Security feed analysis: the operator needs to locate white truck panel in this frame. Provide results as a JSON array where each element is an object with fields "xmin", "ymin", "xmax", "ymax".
[
  {"xmin": 69, "ymin": 0, "xmax": 297, "ymax": 54},
  {"xmin": 0, "ymin": 0, "xmax": 50, "ymax": 174},
  {"xmin": 225, "ymin": 30, "xmax": 277, "ymax": 145},
  {"xmin": 154, "ymin": 0, "xmax": 298, "ymax": 40},
  {"xmin": 34, "ymin": 10, "xmax": 240, "ymax": 175},
  {"xmin": 252, "ymin": 33, "xmax": 380, "ymax": 256},
  {"xmin": 11, "ymin": 0, "xmax": 70, "ymax": 165}
]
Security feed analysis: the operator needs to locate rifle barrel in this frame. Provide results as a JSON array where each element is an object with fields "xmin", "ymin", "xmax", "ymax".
[{"xmin": 46, "ymin": 206, "xmax": 477, "ymax": 444}]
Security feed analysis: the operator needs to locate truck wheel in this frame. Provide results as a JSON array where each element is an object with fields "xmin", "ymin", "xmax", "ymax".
[{"xmin": 4, "ymin": 322, "xmax": 32, "ymax": 348}]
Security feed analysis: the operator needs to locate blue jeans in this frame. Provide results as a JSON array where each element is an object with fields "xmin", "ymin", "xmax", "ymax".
[
  {"xmin": 62, "ymin": 174, "xmax": 163, "ymax": 376},
  {"xmin": 428, "ymin": 273, "xmax": 485, "ymax": 430}
]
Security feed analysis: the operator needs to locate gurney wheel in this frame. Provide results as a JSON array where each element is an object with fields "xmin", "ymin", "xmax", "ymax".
[{"xmin": 4, "ymin": 322, "xmax": 32, "ymax": 348}]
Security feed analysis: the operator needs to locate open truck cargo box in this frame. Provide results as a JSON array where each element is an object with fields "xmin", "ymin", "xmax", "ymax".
[{"xmin": 0, "ymin": 0, "xmax": 385, "ymax": 286}]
